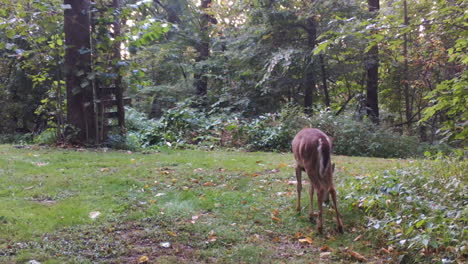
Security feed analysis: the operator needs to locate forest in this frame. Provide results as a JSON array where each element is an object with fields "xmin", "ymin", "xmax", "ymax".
[{"xmin": 0, "ymin": 0, "xmax": 466, "ymax": 263}]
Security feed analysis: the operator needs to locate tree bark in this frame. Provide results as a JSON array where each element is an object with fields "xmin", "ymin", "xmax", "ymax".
[
  {"xmin": 403, "ymin": 0, "xmax": 412, "ymax": 132},
  {"xmin": 113, "ymin": 0, "xmax": 125, "ymax": 131},
  {"xmin": 153, "ymin": 0, "xmax": 181, "ymax": 24},
  {"xmin": 304, "ymin": 16, "xmax": 317, "ymax": 113},
  {"xmin": 194, "ymin": 0, "xmax": 216, "ymax": 96},
  {"xmin": 64, "ymin": 0, "xmax": 96, "ymax": 143},
  {"xmin": 319, "ymin": 54, "xmax": 330, "ymax": 107},
  {"xmin": 366, "ymin": 0, "xmax": 379, "ymax": 124}
]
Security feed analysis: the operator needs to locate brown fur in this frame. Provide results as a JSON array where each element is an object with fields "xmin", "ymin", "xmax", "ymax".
[{"xmin": 292, "ymin": 128, "xmax": 343, "ymax": 234}]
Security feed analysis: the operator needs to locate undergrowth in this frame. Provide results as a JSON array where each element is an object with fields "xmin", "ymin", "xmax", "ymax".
[
  {"xmin": 342, "ymin": 157, "xmax": 467, "ymax": 262},
  {"xmin": 107, "ymin": 103, "xmax": 450, "ymax": 158}
]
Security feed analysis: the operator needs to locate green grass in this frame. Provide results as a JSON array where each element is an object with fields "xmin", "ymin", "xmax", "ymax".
[{"xmin": 0, "ymin": 145, "xmax": 465, "ymax": 263}]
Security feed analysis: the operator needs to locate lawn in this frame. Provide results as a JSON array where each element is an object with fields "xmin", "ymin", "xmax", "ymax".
[{"xmin": 0, "ymin": 145, "xmax": 465, "ymax": 263}]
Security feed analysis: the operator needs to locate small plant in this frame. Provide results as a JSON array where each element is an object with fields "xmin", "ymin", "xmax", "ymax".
[{"xmin": 342, "ymin": 157, "xmax": 467, "ymax": 262}]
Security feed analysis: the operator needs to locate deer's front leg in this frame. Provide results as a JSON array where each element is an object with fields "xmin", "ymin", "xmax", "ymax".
[
  {"xmin": 317, "ymin": 189, "xmax": 325, "ymax": 234},
  {"xmin": 330, "ymin": 187, "xmax": 344, "ymax": 233},
  {"xmin": 308, "ymin": 183, "xmax": 315, "ymax": 221},
  {"xmin": 295, "ymin": 166, "xmax": 302, "ymax": 212}
]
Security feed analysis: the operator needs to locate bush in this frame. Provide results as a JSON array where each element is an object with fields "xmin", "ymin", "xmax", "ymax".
[
  {"xmin": 308, "ymin": 111, "xmax": 420, "ymax": 158},
  {"xmin": 342, "ymin": 158, "xmax": 467, "ymax": 261},
  {"xmin": 0, "ymin": 133, "xmax": 33, "ymax": 144},
  {"xmin": 124, "ymin": 103, "xmax": 439, "ymax": 158},
  {"xmin": 33, "ymin": 129, "xmax": 57, "ymax": 145}
]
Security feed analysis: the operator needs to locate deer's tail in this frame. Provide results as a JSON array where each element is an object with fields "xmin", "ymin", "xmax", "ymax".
[{"xmin": 317, "ymin": 137, "xmax": 330, "ymax": 179}]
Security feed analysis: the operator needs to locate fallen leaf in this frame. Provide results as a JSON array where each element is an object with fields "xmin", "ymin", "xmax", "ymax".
[
  {"xmin": 149, "ymin": 199, "xmax": 155, "ymax": 204},
  {"xmin": 320, "ymin": 252, "xmax": 331, "ymax": 258},
  {"xmin": 294, "ymin": 232, "xmax": 303, "ymax": 239},
  {"xmin": 168, "ymin": 231, "xmax": 177, "ymax": 237},
  {"xmin": 89, "ymin": 211, "xmax": 101, "ymax": 219},
  {"xmin": 272, "ymin": 237, "xmax": 280, "ymax": 243},
  {"xmin": 34, "ymin": 162, "xmax": 49, "ymax": 167},
  {"xmin": 194, "ymin": 168, "xmax": 204, "ymax": 172},
  {"xmin": 353, "ymin": 234, "xmax": 363, "ymax": 241},
  {"xmin": 271, "ymin": 216, "xmax": 281, "ymax": 222},
  {"xmin": 348, "ymin": 250, "xmax": 367, "ymax": 262},
  {"xmin": 208, "ymin": 230, "xmax": 217, "ymax": 242},
  {"xmin": 251, "ymin": 173, "xmax": 261, "ymax": 177},
  {"xmin": 155, "ymin": 193, "xmax": 165, "ymax": 197},
  {"xmin": 320, "ymin": 245, "xmax": 332, "ymax": 252},
  {"xmin": 203, "ymin": 182, "xmax": 215, "ymax": 186},
  {"xmin": 380, "ymin": 248, "xmax": 391, "ymax": 254},
  {"xmin": 159, "ymin": 242, "xmax": 171, "ymax": 248},
  {"xmin": 100, "ymin": 168, "xmax": 110, "ymax": 172},
  {"xmin": 298, "ymin": 237, "xmax": 313, "ymax": 244},
  {"xmin": 277, "ymin": 162, "xmax": 287, "ymax": 168},
  {"xmin": 272, "ymin": 209, "xmax": 279, "ymax": 216},
  {"xmin": 287, "ymin": 180, "xmax": 307, "ymax": 185},
  {"xmin": 137, "ymin": 256, "xmax": 149, "ymax": 264}
]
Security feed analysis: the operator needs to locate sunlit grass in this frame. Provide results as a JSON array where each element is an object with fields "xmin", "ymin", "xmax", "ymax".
[{"xmin": 0, "ymin": 144, "xmax": 414, "ymax": 263}]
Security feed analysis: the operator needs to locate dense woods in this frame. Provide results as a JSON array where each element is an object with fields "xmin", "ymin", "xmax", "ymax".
[
  {"xmin": 0, "ymin": 0, "xmax": 466, "ymax": 155},
  {"xmin": 0, "ymin": 1, "xmax": 467, "ymax": 263}
]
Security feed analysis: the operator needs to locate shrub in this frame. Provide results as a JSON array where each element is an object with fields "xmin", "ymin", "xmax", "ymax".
[
  {"xmin": 33, "ymin": 128, "xmax": 57, "ymax": 145},
  {"xmin": 308, "ymin": 111, "xmax": 420, "ymax": 158},
  {"xmin": 342, "ymin": 158, "xmax": 467, "ymax": 262},
  {"xmin": 0, "ymin": 133, "xmax": 33, "ymax": 144},
  {"xmin": 123, "ymin": 104, "xmax": 435, "ymax": 158}
]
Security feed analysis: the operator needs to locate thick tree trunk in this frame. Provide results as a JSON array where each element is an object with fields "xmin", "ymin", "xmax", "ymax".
[
  {"xmin": 366, "ymin": 0, "xmax": 379, "ymax": 124},
  {"xmin": 153, "ymin": 0, "xmax": 181, "ymax": 24},
  {"xmin": 113, "ymin": 0, "xmax": 125, "ymax": 130},
  {"xmin": 194, "ymin": 0, "xmax": 216, "ymax": 96},
  {"xmin": 64, "ymin": 0, "xmax": 96, "ymax": 143},
  {"xmin": 304, "ymin": 16, "xmax": 317, "ymax": 113},
  {"xmin": 403, "ymin": 0, "xmax": 412, "ymax": 132},
  {"xmin": 194, "ymin": 41, "xmax": 209, "ymax": 96},
  {"xmin": 319, "ymin": 54, "xmax": 330, "ymax": 107}
]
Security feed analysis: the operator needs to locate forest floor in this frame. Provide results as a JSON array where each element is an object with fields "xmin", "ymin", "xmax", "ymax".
[{"xmin": 0, "ymin": 145, "xmax": 465, "ymax": 264}]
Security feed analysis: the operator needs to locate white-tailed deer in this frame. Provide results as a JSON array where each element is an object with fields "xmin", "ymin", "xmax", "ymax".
[{"xmin": 292, "ymin": 128, "xmax": 343, "ymax": 234}]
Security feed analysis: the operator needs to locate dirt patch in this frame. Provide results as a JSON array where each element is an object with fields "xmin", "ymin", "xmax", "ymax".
[
  {"xmin": 30, "ymin": 198, "xmax": 57, "ymax": 206},
  {"xmin": 107, "ymin": 221, "xmax": 198, "ymax": 263}
]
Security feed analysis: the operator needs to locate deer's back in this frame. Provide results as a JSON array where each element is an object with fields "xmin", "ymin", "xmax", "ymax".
[{"xmin": 292, "ymin": 128, "xmax": 332, "ymax": 180}]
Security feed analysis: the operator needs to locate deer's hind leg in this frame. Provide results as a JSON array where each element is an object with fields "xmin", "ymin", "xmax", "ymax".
[
  {"xmin": 308, "ymin": 182, "xmax": 315, "ymax": 221},
  {"xmin": 330, "ymin": 186, "xmax": 344, "ymax": 233},
  {"xmin": 316, "ymin": 188, "xmax": 325, "ymax": 234},
  {"xmin": 295, "ymin": 166, "xmax": 302, "ymax": 212}
]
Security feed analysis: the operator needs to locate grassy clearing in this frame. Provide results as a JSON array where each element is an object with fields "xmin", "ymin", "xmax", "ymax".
[{"xmin": 0, "ymin": 145, "xmax": 465, "ymax": 263}]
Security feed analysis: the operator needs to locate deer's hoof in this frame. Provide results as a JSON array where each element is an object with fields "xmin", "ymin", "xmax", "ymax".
[
  {"xmin": 337, "ymin": 225, "xmax": 344, "ymax": 234},
  {"xmin": 308, "ymin": 212, "xmax": 317, "ymax": 222},
  {"xmin": 317, "ymin": 226, "xmax": 323, "ymax": 234}
]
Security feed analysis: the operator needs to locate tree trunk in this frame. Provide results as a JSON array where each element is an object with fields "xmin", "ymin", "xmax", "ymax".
[
  {"xmin": 194, "ymin": 0, "xmax": 216, "ymax": 96},
  {"xmin": 319, "ymin": 54, "xmax": 330, "ymax": 107},
  {"xmin": 304, "ymin": 16, "xmax": 317, "ymax": 113},
  {"xmin": 403, "ymin": 0, "xmax": 412, "ymax": 132},
  {"xmin": 64, "ymin": 0, "xmax": 96, "ymax": 143},
  {"xmin": 366, "ymin": 0, "xmax": 379, "ymax": 124},
  {"xmin": 113, "ymin": 0, "xmax": 125, "ymax": 131}
]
